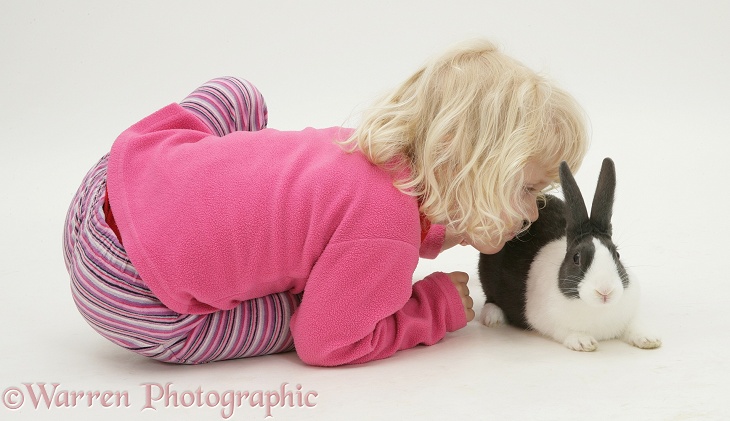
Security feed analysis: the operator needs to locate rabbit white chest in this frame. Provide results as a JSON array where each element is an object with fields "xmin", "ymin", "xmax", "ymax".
[{"xmin": 524, "ymin": 237, "xmax": 641, "ymax": 344}]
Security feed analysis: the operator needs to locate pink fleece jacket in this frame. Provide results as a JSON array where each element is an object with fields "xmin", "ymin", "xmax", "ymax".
[{"xmin": 106, "ymin": 104, "xmax": 467, "ymax": 366}]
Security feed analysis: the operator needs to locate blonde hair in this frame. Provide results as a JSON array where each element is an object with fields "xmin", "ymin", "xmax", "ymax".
[{"xmin": 340, "ymin": 39, "xmax": 588, "ymax": 244}]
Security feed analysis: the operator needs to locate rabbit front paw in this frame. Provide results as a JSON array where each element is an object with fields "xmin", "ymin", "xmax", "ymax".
[
  {"xmin": 478, "ymin": 303, "xmax": 505, "ymax": 327},
  {"xmin": 563, "ymin": 333, "xmax": 598, "ymax": 352},
  {"xmin": 623, "ymin": 332, "xmax": 662, "ymax": 349}
]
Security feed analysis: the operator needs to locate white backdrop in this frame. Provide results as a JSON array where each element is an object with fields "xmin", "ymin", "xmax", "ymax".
[{"xmin": 2, "ymin": 1, "xmax": 729, "ymax": 420}]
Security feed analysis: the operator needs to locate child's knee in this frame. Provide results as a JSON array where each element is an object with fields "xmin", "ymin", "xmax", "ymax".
[{"xmin": 181, "ymin": 77, "xmax": 268, "ymax": 135}]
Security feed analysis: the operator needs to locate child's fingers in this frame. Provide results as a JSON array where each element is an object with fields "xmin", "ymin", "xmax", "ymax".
[
  {"xmin": 447, "ymin": 271, "xmax": 469, "ymax": 284},
  {"xmin": 446, "ymin": 271, "xmax": 474, "ymax": 321},
  {"xmin": 447, "ymin": 272, "xmax": 470, "ymax": 298},
  {"xmin": 463, "ymin": 294, "xmax": 473, "ymax": 310}
]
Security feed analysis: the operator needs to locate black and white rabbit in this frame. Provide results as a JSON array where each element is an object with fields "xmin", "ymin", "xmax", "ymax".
[{"xmin": 478, "ymin": 158, "xmax": 661, "ymax": 351}]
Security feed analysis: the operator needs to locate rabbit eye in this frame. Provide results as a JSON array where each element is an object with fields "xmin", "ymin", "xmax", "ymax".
[{"xmin": 573, "ymin": 253, "xmax": 581, "ymax": 265}]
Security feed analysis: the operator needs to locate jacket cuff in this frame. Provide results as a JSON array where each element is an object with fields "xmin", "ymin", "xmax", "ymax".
[
  {"xmin": 419, "ymin": 224, "xmax": 446, "ymax": 259},
  {"xmin": 420, "ymin": 272, "xmax": 468, "ymax": 332}
]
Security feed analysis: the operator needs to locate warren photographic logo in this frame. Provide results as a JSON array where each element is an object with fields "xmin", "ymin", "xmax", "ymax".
[{"xmin": 3, "ymin": 382, "xmax": 317, "ymax": 419}]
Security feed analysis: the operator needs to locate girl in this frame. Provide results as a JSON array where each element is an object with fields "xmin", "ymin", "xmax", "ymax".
[{"xmin": 63, "ymin": 39, "xmax": 588, "ymax": 367}]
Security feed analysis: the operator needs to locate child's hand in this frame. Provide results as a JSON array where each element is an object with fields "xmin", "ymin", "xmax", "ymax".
[{"xmin": 447, "ymin": 271, "xmax": 475, "ymax": 322}]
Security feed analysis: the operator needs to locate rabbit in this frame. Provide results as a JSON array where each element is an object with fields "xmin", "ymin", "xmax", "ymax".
[{"xmin": 478, "ymin": 158, "xmax": 661, "ymax": 351}]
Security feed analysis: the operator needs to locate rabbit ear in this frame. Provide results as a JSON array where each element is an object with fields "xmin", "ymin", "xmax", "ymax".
[
  {"xmin": 589, "ymin": 158, "xmax": 616, "ymax": 235},
  {"xmin": 559, "ymin": 161, "xmax": 590, "ymax": 239}
]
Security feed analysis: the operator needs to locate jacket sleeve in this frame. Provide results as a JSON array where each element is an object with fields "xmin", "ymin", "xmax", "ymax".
[{"xmin": 289, "ymin": 239, "xmax": 467, "ymax": 367}]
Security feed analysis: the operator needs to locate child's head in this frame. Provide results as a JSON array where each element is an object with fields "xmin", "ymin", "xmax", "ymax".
[{"xmin": 345, "ymin": 39, "xmax": 588, "ymax": 248}]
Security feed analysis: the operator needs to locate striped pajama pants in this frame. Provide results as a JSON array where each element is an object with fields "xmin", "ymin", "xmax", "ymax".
[{"xmin": 63, "ymin": 77, "xmax": 300, "ymax": 364}]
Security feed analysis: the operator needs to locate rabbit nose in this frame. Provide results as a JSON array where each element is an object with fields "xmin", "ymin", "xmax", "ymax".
[{"xmin": 595, "ymin": 288, "xmax": 615, "ymax": 303}]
